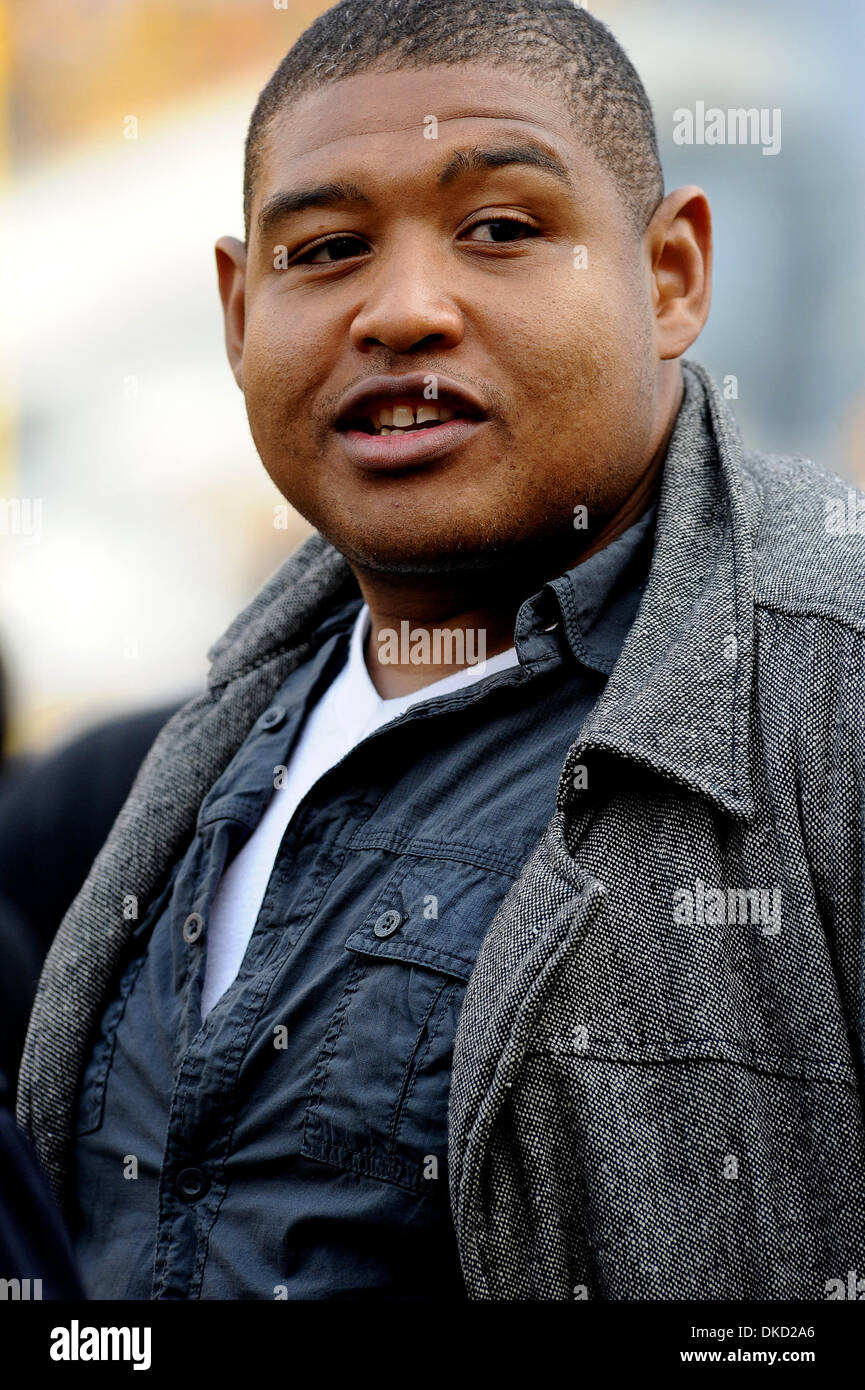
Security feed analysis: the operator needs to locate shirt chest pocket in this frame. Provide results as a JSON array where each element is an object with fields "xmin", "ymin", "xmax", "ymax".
[{"xmin": 301, "ymin": 855, "xmax": 514, "ymax": 1192}]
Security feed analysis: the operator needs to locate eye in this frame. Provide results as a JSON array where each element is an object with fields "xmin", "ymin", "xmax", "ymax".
[
  {"xmin": 462, "ymin": 216, "xmax": 539, "ymax": 244},
  {"xmin": 294, "ymin": 235, "xmax": 368, "ymax": 265}
]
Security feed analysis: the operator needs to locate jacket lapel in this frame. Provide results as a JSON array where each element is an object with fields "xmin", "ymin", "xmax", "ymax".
[{"xmin": 447, "ymin": 811, "xmax": 609, "ymax": 1296}]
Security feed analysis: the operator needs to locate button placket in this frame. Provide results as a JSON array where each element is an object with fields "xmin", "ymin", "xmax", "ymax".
[{"xmin": 176, "ymin": 1166, "xmax": 210, "ymax": 1203}]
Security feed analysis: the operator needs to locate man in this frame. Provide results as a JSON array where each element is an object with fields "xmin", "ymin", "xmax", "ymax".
[{"xmin": 16, "ymin": 0, "xmax": 865, "ymax": 1300}]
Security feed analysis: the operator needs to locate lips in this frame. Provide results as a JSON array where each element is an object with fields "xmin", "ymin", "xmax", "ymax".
[
  {"xmin": 338, "ymin": 415, "xmax": 488, "ymax": 471},
  {"xmin": 332, "ymin": 371, "xmax": 489, "ymax": 472}
]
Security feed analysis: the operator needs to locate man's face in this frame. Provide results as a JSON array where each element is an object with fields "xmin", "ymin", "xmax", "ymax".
[{"xmin": 235, "ymin": 63, "xmax": 661, "ymax": 574}]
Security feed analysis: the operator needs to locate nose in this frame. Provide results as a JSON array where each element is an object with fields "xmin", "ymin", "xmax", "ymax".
[{"xmin": 348, "ymin": 232, "xmax": 465, "ymax": 354}]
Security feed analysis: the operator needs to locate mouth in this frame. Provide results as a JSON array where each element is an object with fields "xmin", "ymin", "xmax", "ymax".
[
  {"xmin": 336, "ymin": 392, "xmax": 485, "ymax": 437},
  {"xmin": 333, "ymin": 384, "xmax": 489, "ymax": 472}
]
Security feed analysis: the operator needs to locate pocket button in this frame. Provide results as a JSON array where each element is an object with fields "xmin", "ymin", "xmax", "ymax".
[{"xmin": 373, "ymin": 909, "xmax": 403, "ymax": 938}]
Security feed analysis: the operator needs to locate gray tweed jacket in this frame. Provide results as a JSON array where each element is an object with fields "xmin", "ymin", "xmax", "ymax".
[{"xmin": 17, "ymin": 361, "xmax": 865, "ymax": 1299}]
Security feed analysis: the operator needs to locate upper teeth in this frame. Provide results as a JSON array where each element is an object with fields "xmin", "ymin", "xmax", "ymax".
[{"xmin": 371, "ymin": 402, "xmax": 455, "ymax": 433}]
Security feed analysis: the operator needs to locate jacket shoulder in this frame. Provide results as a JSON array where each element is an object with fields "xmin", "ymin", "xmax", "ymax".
[{"xmin": 741, "ymin": 449, "xmax": 865, "ymax": 632}]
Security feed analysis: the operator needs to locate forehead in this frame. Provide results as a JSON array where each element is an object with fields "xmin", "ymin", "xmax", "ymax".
[{"xmin": 254, "ymin": 62, "xmax": 612, "ymax": 214}]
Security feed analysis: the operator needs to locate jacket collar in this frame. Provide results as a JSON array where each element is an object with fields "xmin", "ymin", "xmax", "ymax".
[
  {"xmin": 207, "ymin": 533, "xmax": 357, "ymax": 687},
  {"xmin": 208, "ymin": 359, "xmax": 761, "ymax": 818},
  {"xmin": 558, "ymin": 359, "xmax": 762, "ymax": 820}
]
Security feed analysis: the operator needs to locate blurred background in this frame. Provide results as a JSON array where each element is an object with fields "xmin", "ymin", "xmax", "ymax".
[{"xmin": 2, "ymin": 0, "xmax": 864, "ymax": 756}]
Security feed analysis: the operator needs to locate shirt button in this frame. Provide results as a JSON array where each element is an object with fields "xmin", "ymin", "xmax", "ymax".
[
  {"xmin": 373, "ymin": 909, "xmax": 403, "ymax": 938},
  {"xmin": 257, "ymin": 704, "xmax": 287, "ymax": 731},
  {"xmin": 176, "ymin": 1167, "xmax": 210, "ymax": 1203}
]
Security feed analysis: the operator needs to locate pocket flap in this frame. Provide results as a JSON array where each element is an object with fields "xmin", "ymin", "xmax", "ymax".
[{"xmin": 345, "ymin": 855, "xmax": 515, "ymax": 982}]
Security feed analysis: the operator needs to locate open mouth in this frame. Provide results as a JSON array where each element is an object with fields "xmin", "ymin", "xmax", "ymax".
[{"xmin": 338, "ymin": 397, "xmax": 484, "ymax": 437}]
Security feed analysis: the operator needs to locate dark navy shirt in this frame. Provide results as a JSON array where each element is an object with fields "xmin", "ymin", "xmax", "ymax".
[{"xmin": 72, "ymin": 506, "xmax": 657, "ymax": 1300}]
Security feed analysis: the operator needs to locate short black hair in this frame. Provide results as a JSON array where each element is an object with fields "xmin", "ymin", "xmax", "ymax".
[{"xmin": 243, "ymin": 0, "xmax": 664, "ymax": 243}]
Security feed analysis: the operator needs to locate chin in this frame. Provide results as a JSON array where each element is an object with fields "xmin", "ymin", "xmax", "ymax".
[
  {"xmin": 335, "ymin": 541, "xmax": 501, "ymax": 576},
  {"xmin": 324, "ymin": 520, "xmax": 563, "ymax": 579},
  {"xmin": 318, "ymin": 521, "xmax": 475, "ymax": 571}
]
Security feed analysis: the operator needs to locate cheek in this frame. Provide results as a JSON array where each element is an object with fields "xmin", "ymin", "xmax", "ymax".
[
  {"xmin": 241, "ymin": 302, "xmax": 325, "ymax": 429},
  {"xmin": 489, "ymin": 265, "xmax": 648, "ymax": 420}
]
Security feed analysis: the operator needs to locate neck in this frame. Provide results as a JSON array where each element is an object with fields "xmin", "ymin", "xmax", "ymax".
[{"xmin": 356, "ymin": 378, "xmax": 681, "ymax": 698}]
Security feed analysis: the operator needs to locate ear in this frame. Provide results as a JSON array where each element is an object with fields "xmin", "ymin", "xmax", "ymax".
[
  {"xmin": 646, "ymin": 186, "xmax": 712, "ymax": 360},
  {"xmin": 215, "ymin": 236, "xmax": 248, "ymax": 389}
]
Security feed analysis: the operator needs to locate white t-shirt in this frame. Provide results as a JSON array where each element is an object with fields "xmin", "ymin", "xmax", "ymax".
[{"xmin": 199, "ymin": 606, "xmax": 519, "ymax": 1020}]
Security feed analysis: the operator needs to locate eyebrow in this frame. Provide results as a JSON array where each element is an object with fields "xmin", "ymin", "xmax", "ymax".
[
  {"xmin": 256, "ymin": 139, "xmax": 574, "ymax": 239},
  {"xmin": 437, "ymin": 141, "xmax": 574, "ymax": 190},
  {"xmin": 257, "ymin": 180, "xmax": 371, "ymax": 238}
]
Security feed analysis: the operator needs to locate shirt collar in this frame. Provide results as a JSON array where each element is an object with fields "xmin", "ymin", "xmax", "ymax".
[
  {"xmin": 511, "ymin": 500, "xmax": 657, "ymax": 676},
  {"xmin": 343, "ymin": 604, "xmax": 520, "ymax": 719}
]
